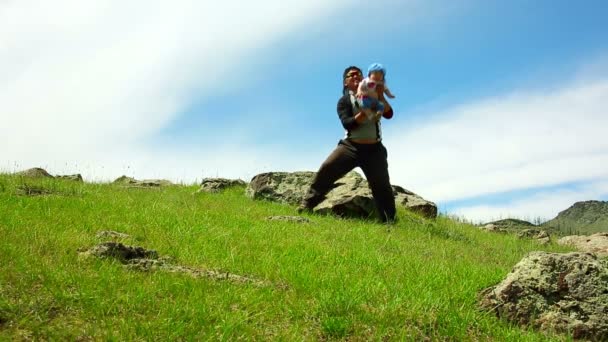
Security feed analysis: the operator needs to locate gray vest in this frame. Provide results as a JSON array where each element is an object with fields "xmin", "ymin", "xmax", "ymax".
[{"xmin": 345, "ymin": 91, "xmax": 381, "ymax": 141}]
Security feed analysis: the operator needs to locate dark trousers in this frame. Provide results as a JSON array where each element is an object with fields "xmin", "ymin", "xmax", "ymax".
[{"xmin": 302, "ymin": 139, "xmax": 396, "ymax": 222}]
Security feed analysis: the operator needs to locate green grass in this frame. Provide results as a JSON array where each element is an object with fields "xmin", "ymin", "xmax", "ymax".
[{"xmin": 0, "ymin": 174, "xmax": 575, "ymax": 341}]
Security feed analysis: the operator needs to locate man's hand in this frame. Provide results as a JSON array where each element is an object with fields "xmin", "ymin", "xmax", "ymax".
[
  {"xmin": 383, "ymin": 101, "xmax": 392, "ymax": 113},
  {"xmin": 373, "ymin": 112, "xmax": 382, "ymax": 122},
  {"xmin": 355, "ymin": 111, "xmax": 367, "ymax": 124}
]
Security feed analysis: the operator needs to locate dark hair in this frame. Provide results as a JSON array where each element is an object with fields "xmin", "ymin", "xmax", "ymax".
[{"xmin": 342, "ymin": 66, "xmax": 362, "ymax": 96}]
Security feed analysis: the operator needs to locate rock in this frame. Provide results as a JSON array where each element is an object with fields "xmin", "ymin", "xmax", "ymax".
[
  {"xmin": 55, "ymin": 174, "xmax": 84, "ymax": 182},
  {"xmin": 482, "ymin": 218, "xmax": 536, "ymax": 233},
  {"xmin": 113, "ymin": 175, "xmax": 173, "ymax": 187},
  {"xmin": 79, "ymin": 242, "xmax": 273, "ymax": 287},
  {"xmin": 15, "ymin": 167, "xmax": 54, "ymax": 178},
  {"xmin": 15, "ymin": 168, "xmax": 83, "ymax": 182},
  {"xmin": 266, "ymin": 216, "xmax": 310, "ymax": 223},
  {"xmin": 517, "ymin": 229, "xmax": 551, "ymax": 245},
  {"xmin": 246, "ymin": 171, "xmax": 437, "ymax": 219},
  {"xmin": 113, "ymin": 175, "xmax": 137, "ymax": 184},
  {"xmin": 313, "ymin": 172, "xmax": 378, "ymax": 217},
  {"xmin": 481, "ymin": 224, "xmax": 507, "ymax": 233},
  {"xmin": 486, "ymin": 218, "xmax": 536, "ymax": 228},
  {"xmin": 479, "ymin": 252, "xmax": 608, "ymax": 340},
  {"xmin": 558, "ymin": 233, "xmax": 608, "ymax": 257},
  {"xmin": 393, "ymin": 185, "xmax": 438, "ymax": 219},
  {"xmin": 197, "ymin": 178, "xmax": 246, "ymax": 193},
  {"xmin": 246, "ymin": 171, "xmax": 315, "ymax": 205},
  {"xmin": 79, "ymin": 242, "xmax": 158, "ymax": 262}
]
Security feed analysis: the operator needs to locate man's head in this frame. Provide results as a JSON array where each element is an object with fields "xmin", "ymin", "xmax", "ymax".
[{"xmin": 342, "ymin": 66, "xmax": 362, "ymax": 94}]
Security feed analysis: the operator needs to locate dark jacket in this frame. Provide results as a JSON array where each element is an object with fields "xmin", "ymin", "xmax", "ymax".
[{"xmin": 336, "ymin": 93, "xmax": 394, "ymax": 136}]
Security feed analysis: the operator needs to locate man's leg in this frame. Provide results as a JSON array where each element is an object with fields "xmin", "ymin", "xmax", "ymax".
[
  {"xmin": 359, "ymin": 143, "xmax": 396, "ymax": 223},
  {"xmin": 300, "ymin": 141, "xmax": 358, "ymax": 211}
]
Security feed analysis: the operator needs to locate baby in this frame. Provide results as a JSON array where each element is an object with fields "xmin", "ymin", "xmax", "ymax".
[{"xmin": 356, "ymin": 63, "xmax": 396, "ymax": 120}]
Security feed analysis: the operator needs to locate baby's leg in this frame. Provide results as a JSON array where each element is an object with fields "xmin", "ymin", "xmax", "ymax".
[
  {"xmin": 359, "ymin": 96, "xmax": 376, "ymax": 120},
  {"xmin": 376, "ymin": 100, "xmax": 385, "ymax": 114}
]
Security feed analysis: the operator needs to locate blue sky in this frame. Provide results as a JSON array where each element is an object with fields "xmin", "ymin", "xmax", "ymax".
[{"xmin": 2, "ymin": 0, "xmax": 608, "ymax": 223}]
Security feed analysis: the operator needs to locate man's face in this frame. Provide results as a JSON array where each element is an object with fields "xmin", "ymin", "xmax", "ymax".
[{"xmin": 344, "ymin": 69, "xmax": 362, "ymax": 91}]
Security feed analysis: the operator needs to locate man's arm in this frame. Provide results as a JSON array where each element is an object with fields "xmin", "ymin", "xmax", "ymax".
[
  {"xmin": 382, "ymin": 102, "xmax": 393, "ymax": 119},
  {"xmin": 338, "ymin": 95, "xmax": 365, "ymax": 129}
]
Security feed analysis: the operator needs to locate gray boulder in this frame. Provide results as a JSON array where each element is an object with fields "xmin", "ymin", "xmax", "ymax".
[
  {"xmin": 558, "ymin": 233, "xmax": 608, "ymax": 257},
  {"xmin": 517, "ymin": 229, "xmax": 551, "ymax": 245},
  {"xmin": 246, "ymin": 171, "xmax": 437, "ymax": 219},
  {"xmin": 479, "ymin": 252, "xmax": 608, "ymax": 340},
  {"xmin": 79, "ymin": 242, "xmax": 158, "ymax": 262},
  {"xmin": 266, "ymin": 216, "xmax": 310, "ymax": 223},
  {"xmin": 55, "ymin": 174, "xmax": 84, "ymax": 182},
  {"xmin": 113, "ymin": 175, "xmax": 173, "ymax": 187},
  {"xmin": 246, "ymin": 171, "xmax": 315, "ymax": 205},
  {"xmin": 481, "ymin": 223, "xmax": 507, "ymax": 233},
  {"xmin": 392, "ymin": 185, "xmax": 437, "ymax": 219},
  {"xmin": 197, "ymin": 178, "xmax": 246, "ymax": 193},
  {"xmin": 15, "ymin": 167, "xmax": 53, "ymax": 178},
  {"xmin": 14, "ymin": 168, "xmax": 83, "ymax": 182}
]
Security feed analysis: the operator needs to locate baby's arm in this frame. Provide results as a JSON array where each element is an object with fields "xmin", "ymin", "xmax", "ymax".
[
  {"xmin": 384, "ymin": 86, "xmax": 396, "ymax": 99},
  {"xmin": 356, "ymin": 79, "xmax": 368, "ymax": 97}
]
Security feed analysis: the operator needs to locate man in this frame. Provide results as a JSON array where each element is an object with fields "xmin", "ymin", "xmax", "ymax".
[{"xmin": 299, "ymin": 65, "xmax": 396, "ymax": 223}]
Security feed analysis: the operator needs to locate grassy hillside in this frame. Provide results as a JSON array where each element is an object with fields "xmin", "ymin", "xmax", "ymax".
[
  {"xmin": 542, "ymin": 200, "xmax": 608, "ymax": 235},
  {"xmin": 0, "ymin": 174, "xmax": 574, "ymax": 340}
]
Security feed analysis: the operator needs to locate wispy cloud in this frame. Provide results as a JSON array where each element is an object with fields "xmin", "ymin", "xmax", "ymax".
[
  {"xmin": 386, "ymin": 71, "xmax": 608, "ymax": 200},
  {"xmin": 0, "ymin": 0, "xmax": 354, "ymax": 178}
]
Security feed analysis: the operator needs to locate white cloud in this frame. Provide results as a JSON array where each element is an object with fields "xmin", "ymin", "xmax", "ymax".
[
  {"xmin": 384, "ymin": 72, "xmax": 608, "ymax": 203},
  {"xmin": 0, "ymin": 0, "xmax": 354, "ymax": 178}
]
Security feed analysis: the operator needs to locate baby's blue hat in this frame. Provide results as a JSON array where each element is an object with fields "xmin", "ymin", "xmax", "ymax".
[{"xmin": 367, "ymin": 63, "xmax": 386, "ymax": 76}]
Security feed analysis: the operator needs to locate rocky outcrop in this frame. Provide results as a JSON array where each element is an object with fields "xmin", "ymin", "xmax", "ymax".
[
  {"xmin": 113, "ymin": 175, "xmax": 173, "ymax": 187},
  {"xmin": 246, "ymin": 171, "xmax": 315, "ymax": 205},
  {"xmin": 479, "ymin": 252, "xmax": 608, "ymax": 340},
  {"xmin": 558, "ymin": 233, "xmax": 608, "ymax": 257},
  {"xmin": 197, "ymin": 178, "xmax": 247, "ymax": 193},
  {"xmin": 15, "ymin": 167, "xmax": 54, "ymax": 178},
  {"xmin": 266, "ymin": 216, "xmax": 310, "ymax": 223},
  {"xmin": 246, "ymin": 171, "xmax": 437, "ymax": 219},
  {"xmin": 480, "ymin": 221, "xmax": 551, "ymax": 245},
  {"xmin": 55, "ymin": 174, "xmax": 83, "ymax": 182},
  {"xmin": 517, "ymin": 229, "xmax": 551, "ymax": 245},
  {"xmin": 79, "ymin": 242, "xmax": 273, "ymax": 287},
  {"xmin": 79, "ymin": 241, "xmax": 158, "ymax": 262},
  {"xmin": 15, "ymin": 168, "xmax": 83, "ymax": 182},
  {"xmin": 485, "ymin": 218, "xmax": 536, "ymax": 228},
  {"xmin": 481, "ymin": 219, "xmax": 536, "ymax": 233},
  {"xmin": 481, "ymin": 223, "xmax": 507, "ymax": 233},
  {"xmin": 392, "ymin": 185, "xmax": 438, "ymax": 219}
]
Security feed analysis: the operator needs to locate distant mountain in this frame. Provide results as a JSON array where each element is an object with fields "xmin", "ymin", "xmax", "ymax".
[{"xmin": 542, "ymin": 201, "xmax": 608, "ymax": 235}]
